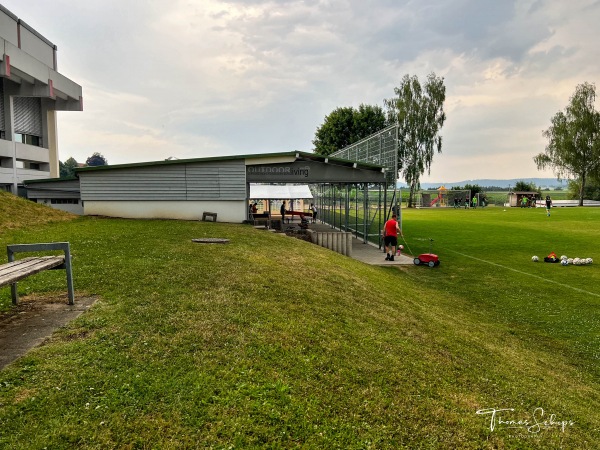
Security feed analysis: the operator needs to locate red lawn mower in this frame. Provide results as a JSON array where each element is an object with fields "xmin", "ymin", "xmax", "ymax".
[{"xmin": 413, "ymin": 238, "xmax": 440, "ymax": 268}]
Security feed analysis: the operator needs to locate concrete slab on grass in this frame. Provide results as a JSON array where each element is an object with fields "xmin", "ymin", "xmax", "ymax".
[
  {"xmin": 305, "ymin": 222, "xmax": 414, "ymax": 266},
  {"xmin": 0, "ymin": 295, "xmax": 97, "ymax": 370},
  {"xmin": 351, "ymin": 237, "xmax": 414, "ymax": 266}
]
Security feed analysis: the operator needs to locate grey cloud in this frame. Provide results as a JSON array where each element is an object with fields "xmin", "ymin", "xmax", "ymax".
[
  {"xmin": 3, "ymin": 0, "xmax": 598, "ymax": 180},
  {"xmin": 367, "ymin": 0, "xmax": 554, "ymax": 65}
]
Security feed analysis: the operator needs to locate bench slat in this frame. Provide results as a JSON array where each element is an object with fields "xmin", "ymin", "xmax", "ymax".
[{"xmin": 0, "ymin": 256, "xmax": 65, "ymax": 286}]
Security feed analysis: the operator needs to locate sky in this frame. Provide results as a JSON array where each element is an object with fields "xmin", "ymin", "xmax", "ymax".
[{"xmin": 3, "ymin": 0, "xmax": 600, "ymax": 183}]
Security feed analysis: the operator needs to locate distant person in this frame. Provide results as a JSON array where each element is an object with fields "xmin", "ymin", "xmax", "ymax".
[
  {"xmin": 472, "ymin": 196, "xmax": 477, "ymax": 209},
  {"xmin": 454, "ymin": 197, "xmax": 459, "ymax": 209},
  {"xmin": 251, "ymin": 202, "xmax": 258, "ymax": 214},
  {"xmin": 310, "ymin": 203, "xmax": 318, "ymax": 223},
  {"xmin": 521, "ymin": 196, "xmax": 528, "ymax": 208},
  {"xmin": 465, "ymin": 196, "xmax": 469, "ymax": 209},
  {"xmin": 299, "ymin": 213, "xmax": 309, "ymax": 229},
  {"xmin": 280, "ymin": 201, "xmax": 287, "ymax": 223},
  {"xmin": 383, "ymin": 214, "xmax": 402, "ymax": 262},
  {"xmin": 545, "ymin": 195, "xmax": 552, "ymax": 217}
]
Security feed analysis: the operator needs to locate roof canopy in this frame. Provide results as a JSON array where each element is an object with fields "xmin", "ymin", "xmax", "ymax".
[
  {"xmin": 250, "ymin": 184, "xmax": 313, "ymax": 199},
  {"xmin": 76, "ymin": 151, "xmax": 386, "ymax": 183}
]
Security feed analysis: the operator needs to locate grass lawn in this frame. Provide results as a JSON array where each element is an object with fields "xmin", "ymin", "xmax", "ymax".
[{"xmin": 0, "ymin": 198, "xmax": 599, "ymax": 448}]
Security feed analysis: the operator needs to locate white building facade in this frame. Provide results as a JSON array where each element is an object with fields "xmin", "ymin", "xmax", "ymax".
[{"xmin": 0, "ymin": 5, "xmax": 82, "ymax": 194}]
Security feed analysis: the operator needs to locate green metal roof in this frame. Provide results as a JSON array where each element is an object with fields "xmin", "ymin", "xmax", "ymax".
[
  {"xmin": 23, "ymin": 176, "xmax": 78, "ymax": 184},
  {"xmin": 74, "ymin": 151, "xmax": 386, "ymax": 174}
]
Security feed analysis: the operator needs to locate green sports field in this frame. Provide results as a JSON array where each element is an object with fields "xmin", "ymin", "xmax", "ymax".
[
  {"xmin": 0, "ymin": 195, "xmax": 598, "ymax": 449},
  {"xmin": 402, "ymin": 206, "xmax": 600, "ymax": 374}
]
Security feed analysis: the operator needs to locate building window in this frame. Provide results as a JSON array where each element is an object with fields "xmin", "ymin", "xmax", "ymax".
[
  {"xmin": 50, "ymin": 199, "xmax": 80, "ymax": 204},
  {"xmin": 16, "ymin": 160, "xmax": 46, "ymax": 171},
  {"xmin": 14, "ymin": 133, "xmax": 42, "ymax": 147}
]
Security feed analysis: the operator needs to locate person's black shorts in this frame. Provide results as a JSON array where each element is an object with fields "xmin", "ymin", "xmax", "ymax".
[{"xmin": 384, "ymin": 236, "xmax": 398, "ymax": 247}]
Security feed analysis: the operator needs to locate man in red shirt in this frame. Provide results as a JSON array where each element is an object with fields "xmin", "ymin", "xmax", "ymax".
[{"xmin": 383, "ymin": 214, "xmax": 402, "ymax": 261}]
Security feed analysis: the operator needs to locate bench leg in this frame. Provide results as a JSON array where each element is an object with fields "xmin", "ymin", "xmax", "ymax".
[
  {"xmin": 64, "ymin": 244, "xmax": 75, "ymax": 305},
  {"xmin": 11, "ymin": 282, "xmax": 18, "ymax": 305}
]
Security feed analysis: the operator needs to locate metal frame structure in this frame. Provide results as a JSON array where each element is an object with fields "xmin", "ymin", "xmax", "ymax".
[
  {"xmin": 326, "ymin": 125, "xmax": 401, "ymax": 247},
  {"xmin": 330, "ymin": 124, "xmax": 398, "ymax": 185},
  {"xmin": 311, "ymin": 182, "xmax": 402, "ymax": 249}
]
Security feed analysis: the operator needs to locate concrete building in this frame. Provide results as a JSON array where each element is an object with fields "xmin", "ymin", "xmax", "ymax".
[{"xmin": 0, "ymin": 4, "xmax": 82, "ymax": 194}]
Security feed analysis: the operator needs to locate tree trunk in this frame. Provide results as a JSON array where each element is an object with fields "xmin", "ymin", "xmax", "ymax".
[
  {"xmin": 408, "ymin": 180, "xmax": 418, "ymax": 207},
  {"xmin": 579, "ymin": 174, "xmax": 586, "ymax": 206}
]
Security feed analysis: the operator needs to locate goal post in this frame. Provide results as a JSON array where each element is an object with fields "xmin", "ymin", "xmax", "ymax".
[{"xmin": 415, "ymin": 189, "xmax": 472, "ymax": 208}]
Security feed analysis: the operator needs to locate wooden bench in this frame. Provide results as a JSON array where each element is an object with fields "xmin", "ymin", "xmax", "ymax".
[
  {"xmin": 251, "ymin": 213, "xmax": 271, "ymax": 228},
  {"xmin": 0, "ymin": 242, "xmax": 74, "ymax": 305},
  {"xmin": 202, "ymin": 212, "xmax": 218, "ymax": 222}
]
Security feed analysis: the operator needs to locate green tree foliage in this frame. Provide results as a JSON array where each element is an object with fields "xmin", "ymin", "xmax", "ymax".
[
  {"xmin": 535, "ymin": 82, "xmax": 600, "ymax": 206},
  {"xmin": 384, "ymin": 73, "xmax": 446, "ymax": 207},
  {"xmin": 513, "ymin": 180, "xmax": 537, "ymax": 192},
  {"xmin": 59, "ymin": 157, "xmax": 79, "ymax": 178},
  {"xmin": 353, "ymin": 104, "xmax": 387, "ymax": 141},
  {"xmin": 313, "ymin": 104, "xmax": 386, "ymax": 156},
  {"xmin": 513, "ymin": 180, "xmax": 541, "ymax": 198},
  {"xmin": 568, "ymin": 179, "xmax": 600, "ymax": 201},
  {"xmin": 461, "ymin": 184, "xmax": 482, "ymax": 197},
  {"xmin": 86, "ymin": 152, "xmax": 108, "ymax": 167}
]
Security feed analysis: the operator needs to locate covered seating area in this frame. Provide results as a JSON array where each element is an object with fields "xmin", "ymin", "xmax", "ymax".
[
  {"xmin": 248, "ymin": 184, "xmax": 314, "ymax": 230},
  {"xmin": 508, "ymin": 191, "xmax": 539, "ymax": 208},
  {"xmin": 245, "ymin": 151, "xmax": 390, "ymax": 243}
]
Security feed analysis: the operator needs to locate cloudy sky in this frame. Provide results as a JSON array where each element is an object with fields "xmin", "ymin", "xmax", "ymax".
[{"xmin": 4, "ymin": 0, "xmax": 599, "ymax": 182}]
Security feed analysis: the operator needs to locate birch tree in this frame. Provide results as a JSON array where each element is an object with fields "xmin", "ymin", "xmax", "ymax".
[
  {"xmin": 385, "ymin": 73, "xmax": 446, "ymax": 207},
  {"xmin": 535, "ymin": 82, "xmax": 600, "ymax": 206}
]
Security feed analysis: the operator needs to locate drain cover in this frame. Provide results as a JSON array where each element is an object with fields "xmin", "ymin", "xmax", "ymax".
[{"xmin": 192, "ymin": 238, "xmax": 230, "ymax": 244}]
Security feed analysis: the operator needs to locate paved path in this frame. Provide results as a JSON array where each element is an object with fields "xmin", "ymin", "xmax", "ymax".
[
  {"xmin": 304, "ymin": 221, "xmax": 414, "ymax": 266},
  {"xmin": 351, "ymin": 237, "xmax": 414, "ymax": 266}
]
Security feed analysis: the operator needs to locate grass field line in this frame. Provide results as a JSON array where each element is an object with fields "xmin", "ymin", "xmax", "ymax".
[{"xmin": 446, "ymin": 249, "xmax": 600, "ymax": 298}]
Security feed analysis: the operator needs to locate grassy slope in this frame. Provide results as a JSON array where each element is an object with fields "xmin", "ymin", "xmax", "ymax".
[
  {"xmin": 0, "ymin": 191, "xmax": 76, "ymax": 232},
  {"xmin": 0, "ymin": 201, "xmax": 598, "ymax": 449}
]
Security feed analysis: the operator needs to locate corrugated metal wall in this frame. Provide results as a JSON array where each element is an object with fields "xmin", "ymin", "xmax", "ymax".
[
  {"xmin": 26, "ymin": 188, "xmax": 78, "ymax": 199},
  {"xmin": 80, "ymin": 160, "xmax": 246, "ymax": 201},
  {"xmin": 81, "ymin": 165, "xmax": 187, "ymax": 201},
  {"xmin": 25, "ymin": 179, "xmax": 80, "ymax": 199}
]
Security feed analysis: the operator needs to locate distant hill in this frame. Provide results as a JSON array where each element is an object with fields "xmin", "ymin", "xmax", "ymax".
[{"xmin": 397, "ymin": 178, "xmax": 568, "ymax": 190}]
